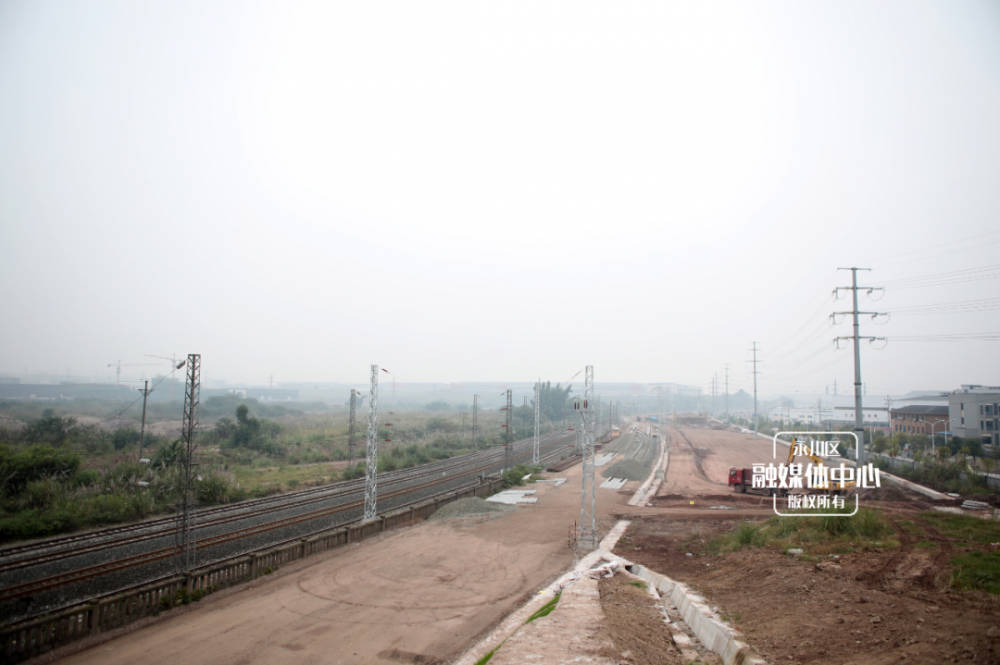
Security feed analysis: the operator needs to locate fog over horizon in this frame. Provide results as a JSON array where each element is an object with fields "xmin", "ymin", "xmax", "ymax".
[{"xmin": 2, "ymin": 1, "xmax": 999, "ymax": 398}]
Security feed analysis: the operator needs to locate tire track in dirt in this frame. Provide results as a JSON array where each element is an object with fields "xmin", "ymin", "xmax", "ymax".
[{"xmin": 671, "ymin": 427, "xmax": 727, "ymax": 488}]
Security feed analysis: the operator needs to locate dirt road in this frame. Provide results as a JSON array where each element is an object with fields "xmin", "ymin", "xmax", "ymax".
[{"xmin": 55, "ymin": 461, "xmax": 632, "ymax": 665}]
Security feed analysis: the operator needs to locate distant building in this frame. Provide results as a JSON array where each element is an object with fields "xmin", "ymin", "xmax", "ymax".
[
  {"xmin": 948, "ymin": 385, "xmax": 1000, "ymax": 445},
  {"xmin": 889, "ymin": 405, "xmax": 949, "ymax": 437}
]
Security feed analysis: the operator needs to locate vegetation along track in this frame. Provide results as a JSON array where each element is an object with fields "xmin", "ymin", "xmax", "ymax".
[{"xmin": 0, "ymin": 429, "xmax": 574, "ymax": 623}]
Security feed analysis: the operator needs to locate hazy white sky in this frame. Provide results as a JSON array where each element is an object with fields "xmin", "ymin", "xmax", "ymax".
[{"xmin": 1, "ymin": 0, "xmax": 998, "ymax": 396}]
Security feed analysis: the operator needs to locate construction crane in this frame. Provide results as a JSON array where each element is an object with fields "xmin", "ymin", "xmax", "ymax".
[
  {"xmin": 146, "ymin": 354, "xmax": 186, "ymax": 379},
  {"xmin": 107, "ymin": 360, "xmax": 158, "ymax": 385}
]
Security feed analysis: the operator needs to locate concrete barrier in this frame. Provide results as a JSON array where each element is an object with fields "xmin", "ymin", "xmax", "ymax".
[{"xmin": 629, "ymin": 564, "xmax": 767, "ymax": 665}]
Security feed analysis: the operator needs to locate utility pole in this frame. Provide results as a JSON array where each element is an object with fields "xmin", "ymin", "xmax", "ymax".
[
  {"xmin": 363, "ymin": 365, "xmax": 379, "ymax": 522},
  {"xmin": 711, "ymin": 373, "xmax": 718, "ymax": 415},
  {"xmin": 748, "ymin": 342, "xmax": 760, "ymax": 432},
  {"xmin": 577, "ymin": 365, "xmax": 597, "ymax": 551},
  {"xmin": 724, "ymin": 364, "xmax": 729, "ymax": 419},
  {"xmin": 503, "ymin": 389, "xmax": 513, "ymax": 471},
  {"xmin": 137, "ymin": 379, "xmax": 151, "ymax": 461},
  {"xmin": 177, "ymin": 353, "xmax": 200, "ymax": 573},
  {"xmin": 532, "ymin": 380, "xmax": 540, "ymax": 466},
  {"xmin": 348, "ymin": 389, "xmax": 358, "ymax": 463},
  {"xmin": 885, "ymin": 395, "xmax": 892, "ymax": 436},
  {"xmin": 832, "ymin": 267, "xmax": 885, "ymax": 466},
  {"xmin": 472, "ymin": 394, "xmax": 479, "ymax": 442}
]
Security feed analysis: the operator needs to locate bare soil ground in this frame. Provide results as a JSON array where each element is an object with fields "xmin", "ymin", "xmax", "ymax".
[
  {"xmin": 616, "ymin": 426, "xmax": 1000, "ymax": 665},
  {"xmin": 51, "ymin": 461, "xmax": 625, "ymax": 665},
  {"xmin": 598, "ymin": 573, "xmax": 686, "ymax": 665}
]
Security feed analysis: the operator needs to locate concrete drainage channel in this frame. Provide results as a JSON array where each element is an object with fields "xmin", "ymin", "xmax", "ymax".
[{"xmin": 454, "ymin": 431, "xmax": 766, "ymax": 665}]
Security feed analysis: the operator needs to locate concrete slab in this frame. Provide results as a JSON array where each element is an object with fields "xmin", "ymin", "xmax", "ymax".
[
  {"xmin": 595, "ymin": 453, "xmax": 616, "ymax": 467},
  {"xmin": 486, "ymin": 490, "xmax": 538, "ymax": 505},
  {"xmin": 600, "ymin": 478, "xmax": 627, "ymax": 490}
]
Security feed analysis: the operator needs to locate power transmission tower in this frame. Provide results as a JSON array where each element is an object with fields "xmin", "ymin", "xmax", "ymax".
[
  {"xmin": 503, "ymin": 389, "xmax": 513, "ymax": 471},
  {"xmin": 177, "ymin": 353, "xmax": 200, "ymax": 573},
  {"xmin": 348, "ymin": 389, "xmax": 358, "ymax": 463},
  {"xmin": 532, "ymin": 380, "xmax": 541, "ymax": 465},
  {"xmin": 832, "ymin": 267, "xmax": 885, "ymax": 466},
  {"xmin": 472, "ymin": 394, "xmax": 479, "ymax": 442},
  {"xmin": 363, "ymin": 364, "xmax": 379, "ymax": 522},
  {"xmin": 577, "ymin": 365, "xmax": 597, "ymax": 551},
  {"xmin": 138, "ymin": 379, "xmax": 151, "ymax": 461},
  {"xmin": 748, "ymin": 342, "xmax": 760, "ymax": 432}
]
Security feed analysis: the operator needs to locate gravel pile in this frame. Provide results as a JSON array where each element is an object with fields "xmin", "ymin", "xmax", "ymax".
[{"xmin": 428, "ymin": 497, "xmax": 513, "ymax": 521}]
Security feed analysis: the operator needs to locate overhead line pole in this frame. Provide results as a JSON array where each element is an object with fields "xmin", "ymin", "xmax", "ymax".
[
  {"xmin": 532, "ymin": 380, "xmax": 540, "ymax": 466},
  {"xmin": 472, "ymin": 394, "xmax": 479, "ymax": 442},
  {"xmin": 832, "ymin": 267, "xmax": 886, "ymax": 466},
  {"xmin": 577, "ymin": 365, "xmax": 597, "ymax": 551},
  {"xmin": 137, "ymin": 379, "xmax": 151, "ymax": 462},
  {"xmin": 348, "ymin": 389, "xmax": 358, "ymax": 464},
  {"xmin": 724, "ymin": 364, "xmax": 730, "ymax": 419},
  {"xmin": 503, "ymin": 389, "xmax": 513, "ymax": 471},
  {"xmin": 363, "ymin": 364, "xmax": 379, "ymax": 522},
  {"xmin": 177, "ymin": 353, "xmax": 200, "ymax": 573},
  {"xmin": 748, "ymin": 342, "xmax": 760, "ymax": 432}
]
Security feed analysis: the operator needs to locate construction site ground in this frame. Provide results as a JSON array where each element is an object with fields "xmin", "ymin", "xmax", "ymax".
[
  {"xmin": 37, "ymin": 425, "xmax": 1000, "ymax": 665},
  {"xmin": 614, "ymin": 426, "xmax": 1000, "ymax": 665}
]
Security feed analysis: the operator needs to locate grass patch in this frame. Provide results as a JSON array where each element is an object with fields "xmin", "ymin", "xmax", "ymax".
[
  {"xmin": 711, "ymin": 508, "xmax": 896, "ymax": 554},
  {"xmin": 525, "ymin": 593, "xmax": 561, "ymax": 623},
  {"xmin": 951, "ymin": 551, "xmax": 1000, "ymax": 594},
  {"xmin": 627, "ymin": 579, "xmax": 647, "ymax": 590},
  {"xmin": 502, "ymin": 464, "xmax": 541, "ymax": 488},
  {"xmin": 474, "ymin": 643, "xmax": 501, "ymax": 665},
  {"xmin": 918, "ymin": 511, "xmax": 1000, "ymax": 544}
]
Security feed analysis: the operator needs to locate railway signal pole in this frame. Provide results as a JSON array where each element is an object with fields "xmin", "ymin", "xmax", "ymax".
[
  {"xmin": 177, "ymin": 353, "xmax": 200, "ymax": 572},
  {"xmin": 363, "ymin": 364, "xmax": 379, "ymax": 522},
  {"xmin": 532, "ymin": 380, "xmax": 540, "ymax": 466},
  {"xmin": 577, "ymin": 365, "xmax": 597, "ymax": 551},
  {"xmin": 832, "ymin": 267, "xmax": 886, "ymax": 466}
]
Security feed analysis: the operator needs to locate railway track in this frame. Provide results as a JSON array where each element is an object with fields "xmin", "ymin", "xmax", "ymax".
[{"xmin": 0, "ymin": 428, "xmax": 578, "ymax": 623}]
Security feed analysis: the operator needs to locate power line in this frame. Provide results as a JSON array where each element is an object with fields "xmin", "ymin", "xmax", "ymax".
[
  {"xmin": 890, "ymin": 332, "xmax": 1000, "ymax": 342},
  {"xmin": 881, "ymin": 263, "xmax": 1000, "ymax": 289}
]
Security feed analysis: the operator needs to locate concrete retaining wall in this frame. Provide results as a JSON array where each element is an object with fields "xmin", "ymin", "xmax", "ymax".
[{"xmin": 630, "ymin": 564, "xmax": 767, "ymax": 665}]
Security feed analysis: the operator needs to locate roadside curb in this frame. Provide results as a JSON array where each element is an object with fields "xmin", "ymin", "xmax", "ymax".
[
  {"xmin": 628, "ymin": 564, "xmax": 768, "ymax": 665},
  {"xmin": 628, "ymin": 429, "xmax": 668, "ymax": 506}
]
